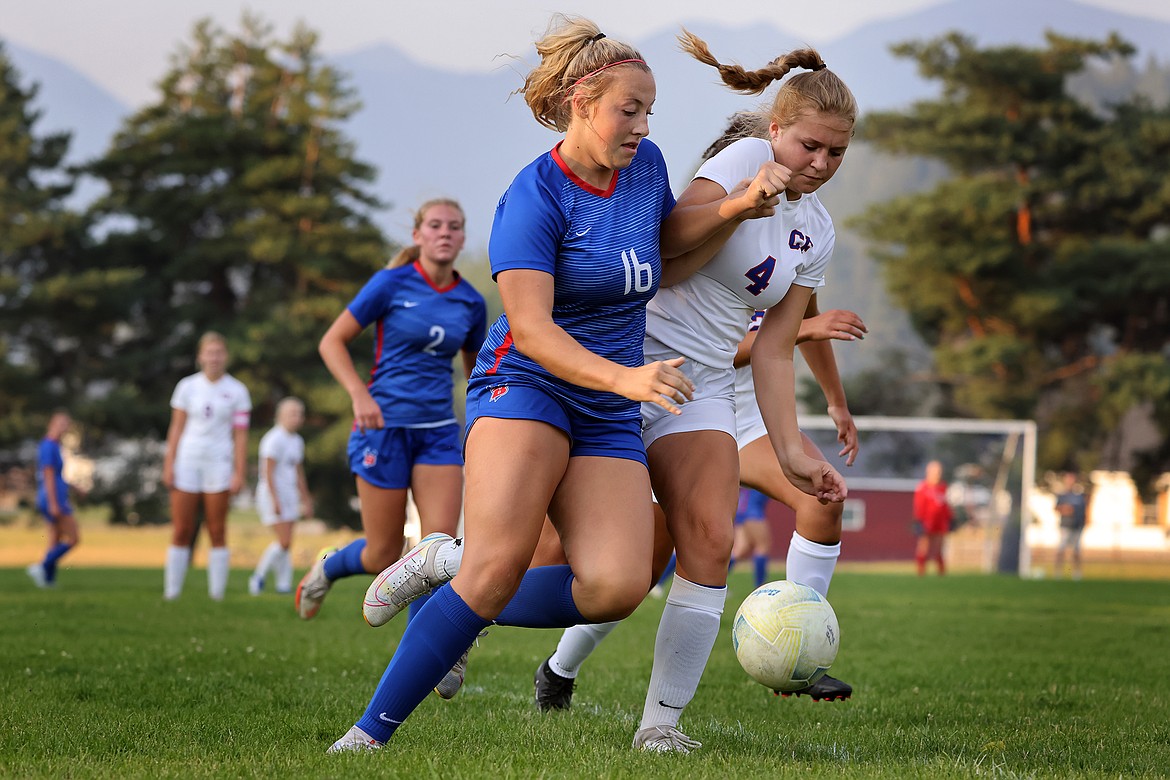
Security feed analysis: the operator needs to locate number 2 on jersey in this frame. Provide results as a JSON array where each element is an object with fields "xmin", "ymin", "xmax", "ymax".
[
  {"xmin": 744, "ymin": 255, "xmax": 777, "ymax": 296},
  {"xmin": 423, "ymin": 325, "xmax": 446, "ymax": 355}
]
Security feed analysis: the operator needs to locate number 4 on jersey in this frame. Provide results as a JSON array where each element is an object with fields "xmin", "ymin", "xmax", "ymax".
[{"xmin": 744, "ymin": 255, "xmax": 777, "ymax": 296}]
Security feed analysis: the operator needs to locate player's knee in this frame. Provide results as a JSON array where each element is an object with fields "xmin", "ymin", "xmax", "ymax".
[{"xmin": 575, "ymin": 568, "xmax": 650, "ymax": 621}]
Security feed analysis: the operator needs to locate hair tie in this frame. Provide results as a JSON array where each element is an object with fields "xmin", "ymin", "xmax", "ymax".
[
  {"xmin": 589, "ymin": 32, "xmax": 606, "ymax": 43},
  {"xmin": 812, "ymin": 62, "xmax": 827, "ymax": 71}
]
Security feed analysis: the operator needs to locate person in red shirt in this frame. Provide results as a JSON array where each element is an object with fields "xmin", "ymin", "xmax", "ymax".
[{"xmin": 913, "ymin": 460, "xmax": 953, "ymax": 575}]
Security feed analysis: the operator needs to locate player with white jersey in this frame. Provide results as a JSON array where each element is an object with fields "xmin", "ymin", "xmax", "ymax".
[
  {"xmin": 162, "ymin": 331, "xmax": 252, "ymax": 601},
  {"xmin": 249, "ymin": 397, "xmax": 312, "ymax": 596}
]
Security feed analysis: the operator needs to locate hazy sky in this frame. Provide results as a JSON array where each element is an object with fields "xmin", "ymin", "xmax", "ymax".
[{"xmin": 3, "ymin": 0, "xmax": 1169, "ymax": 106}]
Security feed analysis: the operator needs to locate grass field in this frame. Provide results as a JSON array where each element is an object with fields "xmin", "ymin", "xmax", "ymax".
[{"xmin": 3, "ymin": 568, "xmax": 1168, "ymax": 779}]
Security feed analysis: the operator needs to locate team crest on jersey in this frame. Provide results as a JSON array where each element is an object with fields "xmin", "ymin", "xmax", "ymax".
[
  {"xmin": 362, "ymin": 448, "xmax": 377, "ymax": 468},
  {"xmin": 489, "ymin": 385, "xmax": 509, "ymax": 402},
  {"xmin": 789, "ymin": 230, "xmax": 814, "ymax": 253}
]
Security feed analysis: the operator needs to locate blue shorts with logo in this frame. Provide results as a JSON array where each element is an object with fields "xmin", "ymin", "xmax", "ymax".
[
  {"xmin": 734, "ymin": 487, "xmax": 768, "ymax": 525},
  {"xmin": 465, "ymin": 379, "xmax": 647, "ymax": 467},
  {"xmin": 36, "ymin": 494, "xmax": 73, "ymax": 524},
  {"xmin": 348, "ymin": 423, "xmax": 463, "ymax": 490}
]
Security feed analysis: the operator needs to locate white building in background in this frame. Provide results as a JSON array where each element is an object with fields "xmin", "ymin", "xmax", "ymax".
[{"xmin": 1028, "ymin": 471, "xmax": 1170, "ymax": 553}]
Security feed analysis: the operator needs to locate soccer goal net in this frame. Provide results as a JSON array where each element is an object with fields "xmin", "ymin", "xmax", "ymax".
[{"xmin": 796, "ymin": 415, "xmax": 1038, "ymax": 576}]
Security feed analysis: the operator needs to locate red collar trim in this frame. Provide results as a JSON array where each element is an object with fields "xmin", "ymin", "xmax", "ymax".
[
  {"xmin": 413, "ymin": 260, "xmax": 460, "ymax": 293},
  {"xmin": 551, "ymin": 142, "xmax": 619, "ymax": 198}
]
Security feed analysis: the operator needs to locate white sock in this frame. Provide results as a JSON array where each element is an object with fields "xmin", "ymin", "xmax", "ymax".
[
  {"xmin": 786, "ymin": 531, "xmax": 841, "ymax": 597},
  {"xmin": 435, "ymin": 537, "xmax": 464, "ymax": 579},
  {"xmin": 208, "ymin": 546, "xmax": 230, "ymax": 600},
  {"xmin": 254, "ymin": 542, "xmax": 283, "ymax": 584},
  {"xmin": 549, "ymin": 621, "xmax": 620, "ymax": 679},
  {"xmin": 164, "ymin": 545, "xmax": 191, "ymax": 600},
  {"xmin": 275, "ymin": 548, "xmax": 293, "ymax": 593},
  {"xmin": 639, "ymin": 575, "xmax": 726, "ymax": 730}
]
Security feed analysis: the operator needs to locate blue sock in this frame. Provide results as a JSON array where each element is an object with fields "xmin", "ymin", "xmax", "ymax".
[
  {"xmin": 753, "ymin": 554, "xmax": 769, "ymax": 588},
  {"xmin": 323, "ymin": 538, "xmax": 367, "ymax": 581},
  {"xmin": 355, "ymin": 584, "xmax": 489, "ymax": 743},
  {"xmin": 407, "ymin": 591, "xmax": 432, "ymax": 624},
  {"xmin": 656, "ymin": 553, "xmax": 676, "ymax": 588},
  {"xmin": 493, "ymin": 565, "xmax": 587, "ymax": 628},
  {"xmin": 43, "ymin": 542, "xmax": 73, "ymax": 583}
]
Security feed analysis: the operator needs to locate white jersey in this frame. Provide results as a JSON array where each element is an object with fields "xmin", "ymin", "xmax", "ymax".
[
  {"xmin": 646, "ymin": 137, "xmax": 835, "ymax": 369},
  {"xmin": 171, "ymin": 372, "xmax": 252, "ymax": 462},
  {"xmin": 257, "ymin": 425, "xmax": 304, "ymax": 502}
]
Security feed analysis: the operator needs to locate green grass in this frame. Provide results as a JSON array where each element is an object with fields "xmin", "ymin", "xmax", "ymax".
[{"xmin": 2, "ymin": 569, "xmax": 1168, "ymax": 779}]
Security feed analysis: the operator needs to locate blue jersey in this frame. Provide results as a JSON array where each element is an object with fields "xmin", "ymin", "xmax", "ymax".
[
  {"xmin": 472, "ymin": 139, "xmax": 675, "ymax": 420},
  {"xmin": 347, "ymin": 261, "xmax": 487, "ymax": 427},
  {"xmin": 35, "ymin": 437, "xmax": 68, "ymax": 507}
]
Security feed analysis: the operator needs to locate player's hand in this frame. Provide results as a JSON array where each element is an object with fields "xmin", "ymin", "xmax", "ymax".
[
  {"xmin": 230, "ymin": 472, "xmax": 244, "ymax": 496},
  {"xmin": 162, "ymin": 464, "xmax": 174, "ymax": 489},
  {"xmin": 615, "ymin": 357, "xmax": 695, "ymax": 415},
  {"xmin": 736, "ymin": 163, "xmax": 792, "ymax": 219},
  {"xmin": 352, "ymin": 389, "xmax": 385, "ymax": 432},
  {"xmin": 827, "ymin": 404, "xmax": 859, "ymax": 467},
  {"xmin": 301, "ymin": 498, "xmax": 314, "ymax": 517},
  {"xmin": 801, "ymin": 309, "xmax": 867, "ymax": 342},
  {"xmin": 783, "ymin": 453, "xmax": 847, "ymax": 503}
]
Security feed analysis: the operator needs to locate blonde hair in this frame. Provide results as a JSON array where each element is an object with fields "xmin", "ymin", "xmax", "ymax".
[
  {"xmin": 679, "ymin": 29, "xmax": 857, "ymax": 156},
  {"xmin": 275, "ymin": 396, "xmax": 304, "ymax": 424},
  {"xmin": 520, "ymin": 15, "xmax": 651, "ymax": 132},
  {"xmin": 387, "ymin": 198, "xmax": 466, "ymax": 269}
]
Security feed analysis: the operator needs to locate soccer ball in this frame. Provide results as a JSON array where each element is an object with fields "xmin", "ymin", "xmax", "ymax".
[{"xmin": 731, "ymin": 580, "xmax": 839, "ymax": 692}]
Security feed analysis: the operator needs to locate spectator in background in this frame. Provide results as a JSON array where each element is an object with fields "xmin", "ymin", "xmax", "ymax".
[
  {"xmin": 913, "ymin": 460, "xmax": 953, "ymax": 576},
  {"xmin": 162, "ymin": 331, "xmax": 252, "ymax": 601},
  {"xmin": 249, "ymin": 397, "xmax": 313, "ymax": 596},
  {"xmin": 27, "ymin": 409, "xmax": 80, "ymax": 588},
  {"xmin": 1053, "ymin": 471, "xmax": 1089, "ymax": 580}
]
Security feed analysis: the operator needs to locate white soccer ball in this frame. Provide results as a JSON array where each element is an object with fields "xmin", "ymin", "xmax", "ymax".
[{"xmin": 731, "ymin": 580, "xmax": 840, "ymax": 692}]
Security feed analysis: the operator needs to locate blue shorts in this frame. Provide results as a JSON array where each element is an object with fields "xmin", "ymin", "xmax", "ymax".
[
  {"xmin": 465, "ymin": 379, "xmax": 647, "ymax": 467},
  {"xmin": 36, "ymin": 495, "xmax": 73, "ymax": 524},
  {"xmin": 348, "ymin": 423, "xmax": 463, "ymax": 490},
  {"xmin": 734, "ymin": 487, "xmax": 768, "ymax": 525}
]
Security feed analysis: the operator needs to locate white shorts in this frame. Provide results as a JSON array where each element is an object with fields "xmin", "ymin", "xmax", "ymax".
[
  {"xmin": 734, "ymin": 400, "xmax": 768, "ymax": 451},
  {"xmin": 256, "ymin": 485, "xmax": 302, "ymax": 525},
  {"xmin": 641, "ymin": 338, "xmax": 737, "ymax": 450},
  {"xmin": 173, "ymin": 454, "xmax": 232, "ymax": 494}
]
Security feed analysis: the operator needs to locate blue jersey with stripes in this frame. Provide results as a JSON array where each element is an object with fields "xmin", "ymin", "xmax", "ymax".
[
  {"xmin": 36, "ymin": 437, "xmax": 68, "ymax": 507},
  {"xmin": 471, "ymin": 139, "xmax": 675, "ymax": 420},
  {"xmin": 347, "ymin": 261, "xmax": 487, "ymax": 427}
]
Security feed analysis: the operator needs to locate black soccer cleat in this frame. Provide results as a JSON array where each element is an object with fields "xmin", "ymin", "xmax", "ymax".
[
  {"xmin": 534, "ymin": 657, "xmax": 575, "ymax": 711},
  {"xmin": 775, "ymin": 674, "xmax": 852, "ymax": 702}
]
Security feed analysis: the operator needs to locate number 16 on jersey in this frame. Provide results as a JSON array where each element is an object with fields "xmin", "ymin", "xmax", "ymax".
[{"xmin": 621, "ymin": 248, "xmax": 654, "ymax": 295}]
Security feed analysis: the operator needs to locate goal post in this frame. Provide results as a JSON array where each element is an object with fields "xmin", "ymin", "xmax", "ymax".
[{"xmin": 796, "ymin": 415, "xmax": 1038, "ymax": 576}]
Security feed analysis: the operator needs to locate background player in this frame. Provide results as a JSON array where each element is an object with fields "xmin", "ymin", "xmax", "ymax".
[
  {"xmin": 162, "ymin": 331, "xmax": 251, "ymax": 601},
  {"xmin": 249, "ymin": 397, "xmax": 312, "ymax": 596},
  {"xmin": 27, "ymin": 409, "xmax": 80, "ymax": 588},
  {"xmin": 329, "ymin": 16, "xmax": 694, "ymax": 752},
  {"xmin": 300, "ymin": 199, "xmax": 486, "ymax": 620},
  {"xmin": 730, "ymin": 487, "xmax": 771, "ymax": 588},
  {"xmin": 913, "ymin": 459, "xmax": 954, "ymax": 575}
]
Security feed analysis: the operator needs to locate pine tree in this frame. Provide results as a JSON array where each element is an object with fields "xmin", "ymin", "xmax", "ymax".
[
  {"xmin": 84, "ymin": 16, "xmax": 389, "ymax": 519},
  {"xmin": 854, "ymin": 32, "xmax": 1170, "ymax": 485},
  {"xmin": 0, "ymin": 43, "xmax": 92, "ymax": 441}
]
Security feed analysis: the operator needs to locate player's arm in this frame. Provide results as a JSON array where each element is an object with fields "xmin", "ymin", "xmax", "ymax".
[
  {"xmin": 296, "ymin": 462, "xmax": 313, "ymax": 518},
  {"xmin": 498, "ymin": 269, "xmax": 694, "ymax": 414},
  {"xmin": 263, "ymin": 456, "xmax": 281, "ymax": 516},
  {"xmin": 734, "ymin": 301, "xmax": 867, "ymax": 369},
  {"xmin": 162, "ymin": 408, "xmax": 187, "ymax": 489},
  {"xmin": 42, "ymin": 464, "xmax": 61, "ymax": 519},
  {"xmin": 659, "ymin": 166, "xmax": 788, "ymax": 259},
  {"xmin": 460, "ymin": 348, "xmax": 476, "ymax": 381},
  {"xmin": 319, "ymin": 310, "xmax": 383, "ymax": 432},
  {"xmin": 796, "ymin": 295, "xmax": 861, "ymax": 466},
  {"xmin": 751, "ymin": 285, "xmax": 846, "ymax": 502},
  {"xmin": 231, "ymin": 424, "xmax": 247, "ymax": 495}
]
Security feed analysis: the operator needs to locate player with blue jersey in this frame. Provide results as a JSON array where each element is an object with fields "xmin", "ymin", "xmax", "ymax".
[
  {"xmin": 329, "ymin": 17, "xmax": 698, "ymax": 752},
  {"xmin": 301, "ymin": 198, "xmax": 487, "ymax": 621},
  {"xmin": 27, "ymin": 410, "xmax": 80, "ymax": 588}
]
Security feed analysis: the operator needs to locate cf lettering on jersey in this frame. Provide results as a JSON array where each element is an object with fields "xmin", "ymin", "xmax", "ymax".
[
  {"xmin": 621, "ymin": 248, "xmax": 654, "ymax": 295},
  {"xmin": 788, "ymin": 230, "xmax": 813, "ymax": 253}
]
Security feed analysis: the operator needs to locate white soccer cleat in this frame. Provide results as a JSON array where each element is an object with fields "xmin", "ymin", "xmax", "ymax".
[
  {"xmin": 248, "ymin": 574, "xmax": 264, "ymax": 596},
  {"xmin": 295, "ymin": 546, "xmax": 337, "ymax": 620},
  {"xmin": 363, "ymin": 533, "xmax": 459, "ymax": 627},
  {"xmin": 26, "ymin": 563, "xmax": 49, "ymax": 589},
  {"xmin": 434, "ymin": 630, "xmax": 487, "ymax": 700},
  {"xmin": 327, "ymin": 725, "xmax": 383, "ymax": 753},
  {"xmin": 633, "ymin": 725, "xmax": 702, "ymax": 754}
]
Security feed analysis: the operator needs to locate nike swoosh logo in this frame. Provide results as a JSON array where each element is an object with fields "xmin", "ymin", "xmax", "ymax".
[
  {"xmin": 658, "ymin": 700, "xmax": 685, "ymax": 710},
  {"xmin": 402, "ymin": 301, "xmax": 420, "ymax": 308},
  {"xmin": 575, "ymin": 227, "xmax": 591, "ymax": 237},
  {"xmin": 378, "ymin": 712, "xmax": 403, "ymax": 724}
]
